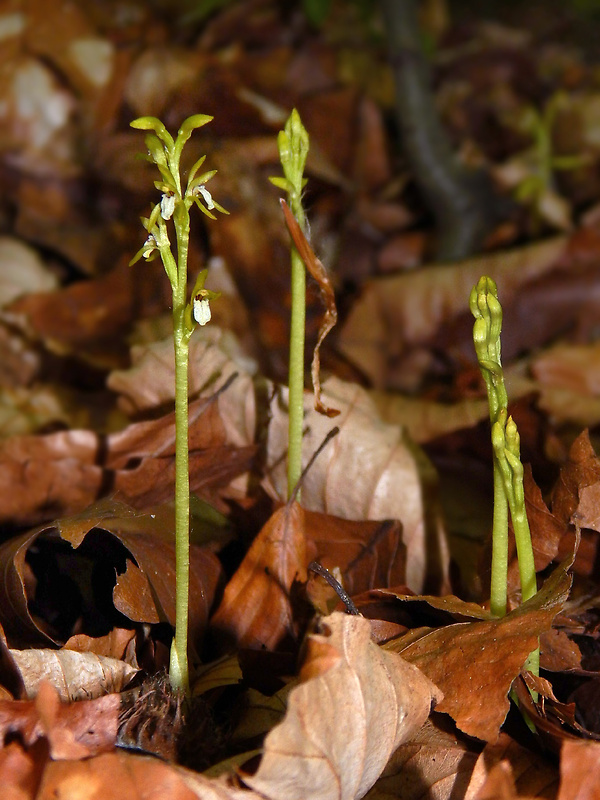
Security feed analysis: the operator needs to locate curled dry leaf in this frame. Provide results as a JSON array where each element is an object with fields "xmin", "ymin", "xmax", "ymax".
[
  {"xmin": 0, "ymin": 499, "xmax": 221, "ymax": 652},
  {"xmin": 107, "ymin": 329, "xmax": 257, "ymax": 431},
  {"xmin": 0, "ymin": 681, "xmax": 119, "ymax": 763},
  {"xmin": 8, "ymin": 649, "xmax": 138, "ymax": 702},
  {"xmin": 9, "ymin": 615, "xmax": 440, "ymax": 800},
  {"xmin": 265, "ymin": 376, "xmax": 448, "ymax": 593},
  {"xmin": 390, "ymin": 562, "xmax": 572, "ymax": 742},
  {"xmin": 211, "ymin": 502, "xmax": 408, "ymax": 652},
  {"xmin": 362, "ymin": 718, "xmax": 480, "ymax": 800},
  {"xmin": 210, "ymin": 501, "xmax": 307, "ymax": 651},
  {"xmin": 0, "ymin": 387, "xmax": 255, "ymax": 527},
  {"xmin": 244, "ymin": 612, "xmax": 442, "ymax": 800},
  {"xmin": 280, "ymin": 198, "xmax": 339, "ymax": 417}
]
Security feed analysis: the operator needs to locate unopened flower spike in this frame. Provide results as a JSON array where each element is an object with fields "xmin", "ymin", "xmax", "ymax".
[
  {"xmin": 471, "ymin": 275, "xmax": 539, "ymax": 693},
  {"xmin": 269, "ymin": 108, "xmax": 311, "ymax": 499}
]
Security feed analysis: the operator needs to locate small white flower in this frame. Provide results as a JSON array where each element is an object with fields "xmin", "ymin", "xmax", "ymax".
[
  {"xmin": 193, "ymin": 295, "xmax": 211, "ymax": 326},
  {"xmin": 142, "ymin": 234, "xmax": 157, "ymax": 259},
  {"xmin": 161, "ymin": 193, "xmax": 175, "ymax": 220},
  {"xmin": 196, "ymin": 184, "xmax": 215, "ymax": 210}
]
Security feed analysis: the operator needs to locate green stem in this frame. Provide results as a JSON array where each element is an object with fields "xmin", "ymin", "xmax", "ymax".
[
  {"xmin": 287, "ymin": 244, "xmax": 306, "ymax": 498},
  {"xmin": 169, "ymin": 201, "xmax": 192, "ymax": 695},
  {"xmin": 490, "ymin": 464, "xmax": 508, "ymax": 618},
  {"xmin": 171, "ymin": 315, "xmax": 191, "ymax": 695}
]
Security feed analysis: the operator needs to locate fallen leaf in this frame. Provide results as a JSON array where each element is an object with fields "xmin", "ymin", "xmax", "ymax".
[
  {"xmin": 363, "ymin": 718, "xmax": 480, "ymax": 800},
  {"xmin": 243, "ymin": 612, "xmax": 442, "ymax": 800},
  {"xmin": 465, "ymin": 733, "xmax": 558, "ymax": 800},
  {"xmin": 338, "ymin": 236, "xmax": 567, "ymax": 388},
  {"xmin": 264, "ymin": 376, "xmax": 449, "ymax": 593},
  {"xmin": 8, "ymin": 649, "xmax": 138, "ymax": 701},
  {"xmin": 35, "ymin": 750, "xmax": 233, "ymax": 800},
  {"xmin": 557, "ymin": 740, "xmax": 600, "ymax": 800},
  {"xmin": 388, "ymin": 562, "xmax": 572, "ymax": 741},
  {"xmin": 0, "ymin": 681, "xmax": 118, "ymax": 762},
  {"xmin": 0, "ymin": 499, "xmax": 222, "ymax": 652},
  {"xmin": 210, "ymin": 501, "xmax": 307, "ymax": 651},
  {"xmin": 0, "ymin": 237, "xmax": 58, "ymax": 307},
  {"xmin": 0, "ymin": 390, "xmax": 256, "ymax": 527}
]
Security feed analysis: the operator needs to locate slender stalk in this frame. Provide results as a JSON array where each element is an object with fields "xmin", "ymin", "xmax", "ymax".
[
  {"xmin": 288, "ymin": 245, "xmax": 306, "ymax": 497},
  {"xmin": 129, "ymin": 114, "xmax": 227, "ymax": 694},
  {"xmin": 490, "ymin": 467, "xmax": 508, "ymax": 618},
  {"xmin": 269, "ymin": 109, "xmax": 310, "ymax": 500},
  {"xmin": 171, "ymin": 320, "xmax": 191, "ymax": 694}
]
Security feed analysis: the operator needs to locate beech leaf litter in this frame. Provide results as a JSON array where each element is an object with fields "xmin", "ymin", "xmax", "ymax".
[{"xmin": 3, "ymin": 1, "xmax": 600, "ymax": 797}]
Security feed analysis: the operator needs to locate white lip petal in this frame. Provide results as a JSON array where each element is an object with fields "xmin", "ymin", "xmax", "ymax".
[
  {"xmin": 193, "ymin": 296, "xmax": 211, "ymax": 326},
  {"xmin": 197, "ymin": 185, "xmax": 215, "ymax": 210}
]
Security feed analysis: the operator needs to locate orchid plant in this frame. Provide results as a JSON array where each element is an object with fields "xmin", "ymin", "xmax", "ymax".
[
  {"xmin": 130, "ymin": 114, "xmax": 228, "ymax": 694},
  {"xmin": 470, "ymin": 276, "xmax": 539, "ymax": 681}
]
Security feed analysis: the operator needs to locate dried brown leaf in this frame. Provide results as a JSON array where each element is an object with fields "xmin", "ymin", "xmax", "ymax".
[
  {"xmin": 35, "ymin": 750, "xmax": 241, "ymax": 800},
  {"xmin": 465, "ymin": 733, "xmax": 558, "ymax": 800},
  {"xmin": 363, "ymin": 718, "xmax": 479, "ymax": 800},
  {"xmin": 244, "ymin": 612, "xmax": 442, "ymax": 800},
  {"xmin": 557, "ymin": 740, "xmax": 600, "ymax": 800},
  {"xmin": 210, "ymin": 502, "xmax": 307, "ymax": 651},
  {"xmin": 280, "ymin": 199, "xmax": 338, "ymax": 417},
  {"xmin": 0, "ymin": 391, "xmax": 255, "ymax": 527},
  {"xmin": 8, "ymin": 649, "xmax": 138, "ymax": 701},
  {"xmin": 305, "ymin": 511, "xmax": 407, "ymax": 597},
  {"xmin": 389, "ymin": 563, "xmax": 572, "ymax": 741},
  {"xmin": 265, "ymin": 377, "xmax": 448, "ymax": 593},
  {"xmin": 0, "ymin": 500, "xmax": 221, "ymax": 650},
  {"xmin": 338, "ymin": 237, "xmax": 567, "ymax": 387},
  {"xmin": 0, "ymin": 681, "xmax": 118, "ymax": 761}
]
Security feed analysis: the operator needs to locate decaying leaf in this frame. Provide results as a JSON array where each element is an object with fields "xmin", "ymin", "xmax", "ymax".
[
  {"xmin": 0, "ymin": 390, "xmax": 255, "ymax": 527},
  {"xmin": 280, "ymin": 198, "xmax": 339, "ymax": 418},
  {"xmin": 265, "ymin": 376, "xmax": 448, "ymax": 593},
  {"xmin": 243, "ymin": 612, "xmax": 442, "ymax": 800},
  {"xmin": 8, "ymin": 649, "xmax": 138, "ymax": 702},
  {"xmin": 338, "ymin": 236, "xmax": 568, "ymax": 387},
  {"xmin": 0, "ymin": 500, "xmax": 222, "ymax": 652},
  {"xmin": 389, "ymin": 563, "xmax": 572, "ymax": 742},
  {"xmin": 210, "ymin": 501, "xmax": 307, "ymax": 651},
  {"xmin": 557, "ymin": 740, "xmax": 600, "ymax": 800},
  {"xmin": 464, "ymin": 733, "xmax": 559, "ymax": 799},
  {"xmin": 0, "ymin": 681, "xmax": 119, "ymax": 763},
  {"xmin": 363, "ymin": 718, "xmax": 480, "ymax": 800}
]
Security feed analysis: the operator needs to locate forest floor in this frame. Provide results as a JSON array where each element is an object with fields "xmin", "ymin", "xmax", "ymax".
[{"xmin": 1, "ymin": 0, "xmax": 600, "ymax": 797}]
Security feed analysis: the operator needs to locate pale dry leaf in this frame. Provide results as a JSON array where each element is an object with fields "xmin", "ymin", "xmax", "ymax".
[
  {"xmin": 264, "ymin": 377, "xmax": 448, "ymax": 593},
  {"xmin": 0, "ymin": 237, "xmax": 58, "ymax": 306},
  {"xmin": 107, "ymin": 328, "xmax": 256, "ymax": 449},
  {"xmin": 244, "ymin": 612, "xmax": 442, "ymax": 800},
  {"xmin": 363, "ymin": 718, "xmax": 479, "ymax": 800},
  {"xmin": 338, "ymin": 236, "xmax": 567, "ymax": 387},
  {"xmin": 368, "ymin": 391, "xmax": 491, "ymax": 444},
  {"xmin": 9, "ymin": 649, "xmax": 138, "ymax": 701}
]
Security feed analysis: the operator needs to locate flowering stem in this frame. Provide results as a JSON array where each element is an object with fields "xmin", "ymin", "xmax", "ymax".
[{"xmin": 130, "ymin": 114, "xmax": 227, "ymax": 695}]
